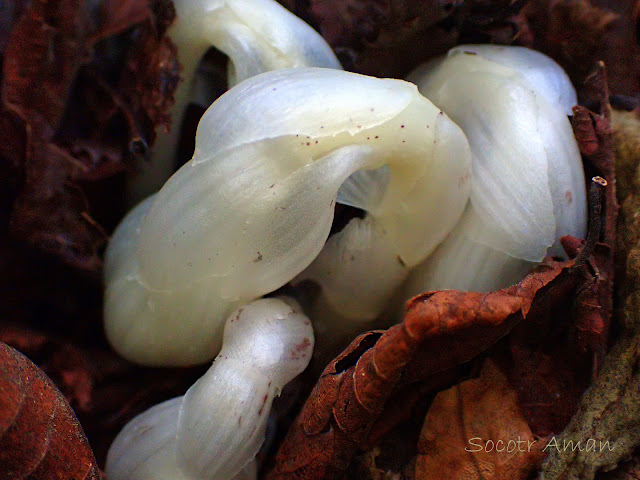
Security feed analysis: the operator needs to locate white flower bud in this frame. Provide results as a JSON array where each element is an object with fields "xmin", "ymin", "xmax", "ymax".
[{"xmin": 402, "ymin": 45, "xmax": 587, "ymax": 295}]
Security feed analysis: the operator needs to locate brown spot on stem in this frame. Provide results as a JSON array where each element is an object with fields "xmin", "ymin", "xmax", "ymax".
[
  {"xmin": 258, "ymin": 393, "xmax": 269, "ymax": 416},
  {"xmin": 565, "ymin": 190, "xmax": 573, "ymax": 203}
]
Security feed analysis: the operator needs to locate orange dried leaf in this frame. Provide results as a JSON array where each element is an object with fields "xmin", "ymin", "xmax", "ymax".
[{"xmin": 415, "ymin": 360, "xmax": 546, "ymax": 480}]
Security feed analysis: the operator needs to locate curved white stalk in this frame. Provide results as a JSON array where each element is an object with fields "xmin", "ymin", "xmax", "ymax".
[
  {"xmin": 105, "ymin": 297, "xmax": 314, "ymax": 480},
  {"xmin": 104, "ymin": 68, "xmax": 471, "ymax": 366},
  {"xmin": 128, "ymin": 0, "xmax": 342, "ymax": 203},
  {"xmin": 400, "ymin": 45, "xmax": 587, "ymax": 297}
]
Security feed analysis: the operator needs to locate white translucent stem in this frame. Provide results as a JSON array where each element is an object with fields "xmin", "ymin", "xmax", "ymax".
[
  {"xmin": 104, "ymin": 68, "xmax": 471, "ymax": 366},
  {"xmin": 105, "ymin": 298, "xmax": 313, "ymax": 480},
  {"xmin": 126, "ymin": 0, "xmax": 341, "ymax": 203}
]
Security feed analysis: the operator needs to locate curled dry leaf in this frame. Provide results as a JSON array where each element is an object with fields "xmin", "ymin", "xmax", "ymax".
[
  {"xmin": 116, "ymin": 0, "xmax": 179, "ymax": 147},
  {"xmin": 268, "ymin": 87, "xmax": 615, "ymax": 474},
  {"xmin": 0, "ymin": 341, "xmax": 100, "ymax": 480},
  {"xmin": 267, "ymin": 217, "xmax": 608, "ymax": 479},
  {"xmin": 559, "ymin": 63, "xmax": 617, "ymax": 367},
  {"xmin": 477, "ymin": 65, "xmax": 618, "ymax": 475},
  {"xmin": 415, "ymin": 360, "xmax": 546, "ymax": 480},
  {"xmin": 540, "ymin": 69, "xmax": 640, "ymax": 480}
]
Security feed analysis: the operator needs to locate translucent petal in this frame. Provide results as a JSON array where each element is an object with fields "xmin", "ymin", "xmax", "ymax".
[
  {"xmin": 296, "ymin": 216, "xmax": 409, "ymax": 320},
  {"xmin": 176, "ymin": 297, "xmax": 313, "ymax": 479},
  {"xmin": 336, "ymin": 166, "xmax": 390, "ymax": 210},
  {"xmin": 177, "ymin": 360, "xmax": 273, "ymax": 479},
  {"xmin": 232, "ymin": 460, "xmax": 257, "ymax": 480},
  {"xmin": 401, "ymin": 205, "xmax": 536, "ymax": 296},
  {"xmin": 106, "ymin": 298, "xmax": 313, "ymax": 480},
  {"xmin": 172, "ymin": 0, "xmax": 341, "ymax": 88}
]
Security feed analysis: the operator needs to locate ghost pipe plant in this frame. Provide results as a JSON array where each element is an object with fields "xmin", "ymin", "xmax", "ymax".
[
  {"xmin": 128, "ymin": 0, "xmax": 342, "ymax": 201},
  {"xmin": 105, "ymin": 297, "xmax": 314, "ymax": 480},
  {"xmin": 399, "ymin": 45, "xmax": 587, "ymax": 297},
  {"xmin": 104, "ymin": 67, "xmax": 471, "ymax": 366}
]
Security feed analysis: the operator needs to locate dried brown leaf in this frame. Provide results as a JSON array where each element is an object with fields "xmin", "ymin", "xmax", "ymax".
[
  {"xmin": 415, "ymin": 360, "xmax": 546, "ymax": 480},
  {"xmin": 499, "ymin": 340, "xmax": 592, "ymax": 436},
  {"xmin": 520, "ymin": 0, "xmax": 639, "ymax": 100},
  {"xmin": 490, "ymin": 67, "xmax": 617, "ymax": 443},
  {"xmin": 1, "ymin": 0, "xmax": 108, "ymax": 270},
  {"xmin": 1, "ymin": 0, "xmax": 179, "ymax": 270},
  {"xmin": 570, "ymin": 64, "xmax": 617, "ymax": 364},
  {"xmin": 267, "ymin": 248, "xmax": 596, "ymax": 479},
  {"xmin": 117, "ymin": 0, "xmax": 179, "ymax": 145},
  {"xmin": 306, "ymin": 0, "xmax": 459, "ymax": 76},
  {"xmin": 0, "ymin": 341, "xmax": 100, "ymax": 480},
  {"xmin": 540, "ymin": 68, "xmax": 638, "ymax": 480}
]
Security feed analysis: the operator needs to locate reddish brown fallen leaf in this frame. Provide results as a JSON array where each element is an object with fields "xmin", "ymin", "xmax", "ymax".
[
  {"xmin": 364, "ymin": 367, "xmax": 468, "ymax": 450},
  {"xmin": 117, "ymin": 0, "xmax": 180, "ymax": 147},
  {"xmin": 90, "ymin": 0, "xmax": 153, "ymax": 43},
  {"xmin": 308, "ymin": 0, "xmax": 458, "ymax": 75},
  {"xmin": 1, "ymin": 0, "xmax": 105, "ymax": 270},
  {"xmin": 588, "ymin": 0, "xmax": 640, "ymax": 98},
  {"xmin": 499, "ymin": 341, "xmax": 592, "ymax": 436},
  {"xmin": 1, "ymin": 0, "xmax": 179, "ymax": 270},
  {"xmin": 491, "ymin": 65, "xmax": 618, "ymax": 439},
  {"xmin": 302, "ymin": 0, "xmax": 534, "ymax": 78},
  {"xmin": 520, "ymin": 0, "xmax": 640, "ymax": 100},
  {"xmin": 268, "ymin": 169, "xmax": 612, "ymax": 479},
  {"xmin": 0, "ymin": 341, "xmax": 100, "ymax": 480},
  {"xmin": 539, "ymin": 71, "xmax": 638, "ymax": 480},
  {"xmin": 415, "ymin": 360, "xmax": 546, "ymax": 480},
  {"xmin": 267, "ymin": 252, "xmax": 595, "ymax": 479}
]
